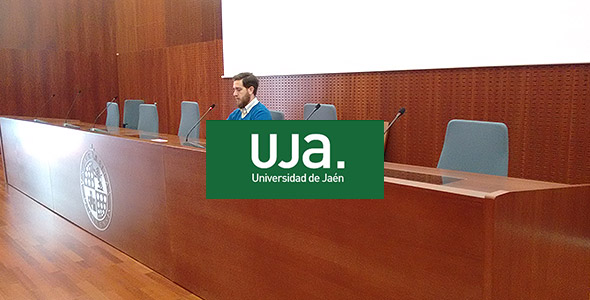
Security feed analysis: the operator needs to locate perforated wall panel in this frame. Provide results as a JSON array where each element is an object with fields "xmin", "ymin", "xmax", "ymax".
[{"xmin": 221, "ymin": 64, "xmax": 590, "ymax": 184}]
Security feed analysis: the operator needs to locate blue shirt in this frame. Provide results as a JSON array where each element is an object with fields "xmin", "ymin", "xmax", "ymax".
[{"xmin": 227, "ymin": 102, "xmax": 272, "ymax": 120}]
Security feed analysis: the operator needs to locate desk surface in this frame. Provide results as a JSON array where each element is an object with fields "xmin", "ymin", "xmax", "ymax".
[
  {"xmin": 2, "ymin": 116, "xmax": 589, "ymax": 300},
  {"xmin": 11, "ymin": 116, "xmax": 570, "ymax": 192},
  {"xmin": 9, "ymin": 116, "xmax": 207, "ymax": 149}
]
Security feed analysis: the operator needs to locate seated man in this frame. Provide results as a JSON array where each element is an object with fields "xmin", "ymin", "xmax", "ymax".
[{"xmin": 227, "ymin": 72, "xmax": 272, "ymax": 120}]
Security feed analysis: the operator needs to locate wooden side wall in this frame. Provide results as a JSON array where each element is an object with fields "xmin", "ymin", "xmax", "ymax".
[
  {"xmin": 0, "ymin": 0, "xmax": 119, "ymax": 123},
  {"xmin": 114, "ymin": 0, "xmax": 224, "ymax": 135}
]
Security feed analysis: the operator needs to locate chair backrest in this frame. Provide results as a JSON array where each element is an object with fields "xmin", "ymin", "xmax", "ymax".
[
  {"xmin": 303, "ymin": 103, "xmax": 337, "ymax": 120},
  {"xmin": 137, "ymin": 104, "xmax": 159, "ymax": 134},
  {"xmin": 105, "ymin": 102, "xmax": 119, "ymax": 127},
  {"xmin": 437, "ymin": 119, "xmax": 509, "ymax": 176},
  {"xmin": 178, "ymin": 101, "xmax": 200, "ymax": 140},
  {"xmin": 269, "ymin": 110, "xmax": 285, "ymax": 120},
  {"xmin": 123, "ymin": 99, "xmax": 144, "ymax": 129}
]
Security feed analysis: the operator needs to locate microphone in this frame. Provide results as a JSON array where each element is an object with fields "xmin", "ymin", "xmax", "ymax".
[
  {"xmin": 33, "ymin": 93, "xmax": 56, "ymax": 124},
  {"xmin": 384, "ymin": 107, "xmax": 406, "ymax": 134},
  {"xmin": 90, "ymin": 96, "xmax": 118, "ymax": 132},
  {"xmin": 305, "ymin": 103, "xmax": 322, "ymax": 120},
  {"xmin": 63, "ymin": 90, "xmax": 82, "ymax": 128},
  {"xmin": 183, "ymin": 104, "xmax": 216, "ymax": 148}
]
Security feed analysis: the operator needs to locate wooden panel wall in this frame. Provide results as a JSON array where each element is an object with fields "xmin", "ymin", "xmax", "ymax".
[
  {"xmin": 115, "ymin": 0, "xmax": 588, "ymax": 184},
  {"xmin": 4, "ymin": 0, "xmax": 587, "ymax": 184},
  {"xmin": 114, "ymin": 0, "xmax": 223, "ymax": 135},
  {"xmin": 0, "ymin": 0, "xmax": 119, "ymax": 123},
  {"xmin": 220, "ymin": 64, "xmax": 590, "ymax": 184}
]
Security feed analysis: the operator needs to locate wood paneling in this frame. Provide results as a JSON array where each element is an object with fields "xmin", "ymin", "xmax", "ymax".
[
  {"xmin": 165, "ymin": 0, "xmax": 222, "ymax": 46},
  {"xmin": 0, "ymin": 118, "xmax": 175, "ymax": 278},
  {"xmin": 0, "ymin": 49, "xmax": 118, "ymax": 123},
  {"xmin": 0, "ymin": 0, "xmax": 116, "ymax": 53},
  {"xmin": 115, "ymin": 0, "xmax": 589, "ymax": 184},
  {"xmin": 115, "ymin": 0, "xmax": 224, "ymax": 138},
  {"xmin": 165, "ymin": 41, "xmax": 223, "ymax": 137},
  {"xmin": 219, "ymin": 64, "xmax": 590, "ymax": 184},
  {"xmin": 0, "ymin": 164, "xmax": 200, "ymax": 299},
  {"xmin": 492, "ymin": 186, "xmax": 590, "ymax": 299},
  {"xmin": 117, "ymin": 48, "xmax": 171, "ymax": 133},
  {"xmin": 0, "ymin": 0, "xmax": 118, "ymax": 124},
  {"xmin": 3, "ymin": 0, "xmax": 588, "ymax": 185},
  {"xmin": 117, "ymin": 40, "xmax": 224, "ymax": 136},
  {"xmin": 114, "ymin": 0, "xmax": 222, "ymax": 54},
  {"xmin": 114, "ymin": 0, "xmax": 139, "ymax": 54},
  {"xmin": 114, "ymin": 0, "xmax": 167, "ymax": 53},
  {"xmin": 135, "ymin": 0, "xmax": 166, "ymax": 51}
]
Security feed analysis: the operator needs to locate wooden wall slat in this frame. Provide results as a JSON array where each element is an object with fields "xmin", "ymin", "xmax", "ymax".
[
  {"xmin": 165, "ymin": 0, "xmax": 202, "ymax": 46},
  {"xmin": 165, "ymin": 41, "xmax": 223, "ymax": 138},
  {"xmin": 114, "ymin": 0, "xmax": 138, "ymax": 54},
  {"xmin": 116, "ymin": 0, "xmax": 224, "ymax": 138},
  {"xmin": 117, "ymin": 48, "xmax": 170, "ymax": 132},
  {"xmin": 117, "ymin": 40, "xmax": 223, "ymax": 137},
  {"xmin": 0, "ymin": 0, "xmax": 119, "ymax": 124}
]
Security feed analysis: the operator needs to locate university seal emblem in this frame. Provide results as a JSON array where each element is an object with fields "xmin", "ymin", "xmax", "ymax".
[{"xmin": 80, "ymin": 145, "xmax": 113, "ymax": 231}]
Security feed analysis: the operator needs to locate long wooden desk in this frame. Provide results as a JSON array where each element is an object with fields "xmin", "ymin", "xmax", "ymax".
[{"xmin": 1, "ymin": 116, "xmax": 589, "ymax": 299}]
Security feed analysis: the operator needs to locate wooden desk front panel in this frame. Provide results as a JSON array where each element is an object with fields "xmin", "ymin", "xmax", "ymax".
[
  {"xmin": 0, "ymin": 119, "xmax": 54, "ymax": 209},
  {"xmin": 3, "ymin": 117, "xmax": 589, "ymax": 300},
  {"xmin": 164, "ymin": 146, "xmax": 486, "ymax": 300},
  {"xmin": 492, "ymin": 186, "xmax": 590, "ymax": 299},
  {"xmin": 0, "ymin": 117, "xmax": 174, "ymax": 277}
]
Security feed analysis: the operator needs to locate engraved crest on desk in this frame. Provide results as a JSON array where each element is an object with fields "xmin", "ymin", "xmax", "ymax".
[{"xmin": 80, "ymin": 145, "xmax": 113, "ymax": 231}]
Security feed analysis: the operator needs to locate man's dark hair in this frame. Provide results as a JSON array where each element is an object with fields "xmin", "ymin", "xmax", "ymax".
[{"xmin": 233, "ymin": 72, "xmax": 259, "ymax": 96}]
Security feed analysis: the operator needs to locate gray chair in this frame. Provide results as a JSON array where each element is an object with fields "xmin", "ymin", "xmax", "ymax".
[
  {"xmin": 178, "ymin": 101, "xmax": 200, "ymax": 141},
  {"xmin": 137, "ymin": 104, "xmax": 159, "ymax": 134},
  {"xmin": 269, "ymin": 110, "xmax": 285, "ymax": 120},
  {"xmin": 303, "ymin": 103, "xmax": 337, "ymax": 120},
  {"xmin": 437, "ymin": 119, "xmax": 509, "ymax": 176},
  {"xmin": 123, "ymin": 99, "xmax": 144, "ymax": 129},
  {"xmin": 105, "ymin": 102, "xmax": 119, "ymax": 127}
]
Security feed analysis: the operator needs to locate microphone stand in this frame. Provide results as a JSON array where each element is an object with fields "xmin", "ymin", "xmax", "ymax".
[
  {"xmin": 90, "ymin": 97, "xmax": 118, "ymax": 133},
  {"xmin": 384, "ymin": 107, "xmax": 406, "ymax": 134},
  {"xmin": 63, "ymin": 90, "xmax": 82, "ymax": 129},
  {"xmin": 33, "ymin": 94, "xmax": 56, "ymax": 124},
  {"xmin": 183, "ymin": 104, "xmax": 216, "ymax": 148},
  {"xmin": 305, "ymin": 104, "xmax": 322, "ymax": 120}
]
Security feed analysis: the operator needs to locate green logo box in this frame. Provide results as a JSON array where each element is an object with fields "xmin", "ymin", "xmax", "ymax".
[{"xmin": 206, "ymin": 120, "xmax": 383, "ymax": 199}]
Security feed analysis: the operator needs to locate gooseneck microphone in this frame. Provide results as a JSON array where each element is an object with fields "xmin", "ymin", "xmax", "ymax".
[
  {"xmin": 63, "ymin": 90, "xmax": 82, "ymax": 128},
  {"xmin": 90, "ymin": 96, "xmax": 118, "ymax": 132},
  {"xmin": 33, "ymin": 93, "xmax": 56, "ymax": 123},
  {"xmin": 305, "ymin": 103, "xmax": 322, "ymax": 120},
  {"xmin": 384, "ymin": 107, "xmax": 406, "ymax": 134},
  {"xmin": 183, "ymin": 104, "xmax": 216, "ymax": 148}
]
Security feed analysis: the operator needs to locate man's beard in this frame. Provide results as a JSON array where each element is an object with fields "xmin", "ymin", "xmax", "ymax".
[{"xmin": 237, "ymin": 93, "xmax": 250, "ymax": 109}]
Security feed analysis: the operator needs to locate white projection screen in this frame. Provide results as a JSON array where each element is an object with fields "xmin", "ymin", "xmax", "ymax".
[{"xmin": 221, "ymin": 0, "xmax": 590, "ymax": 77}]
